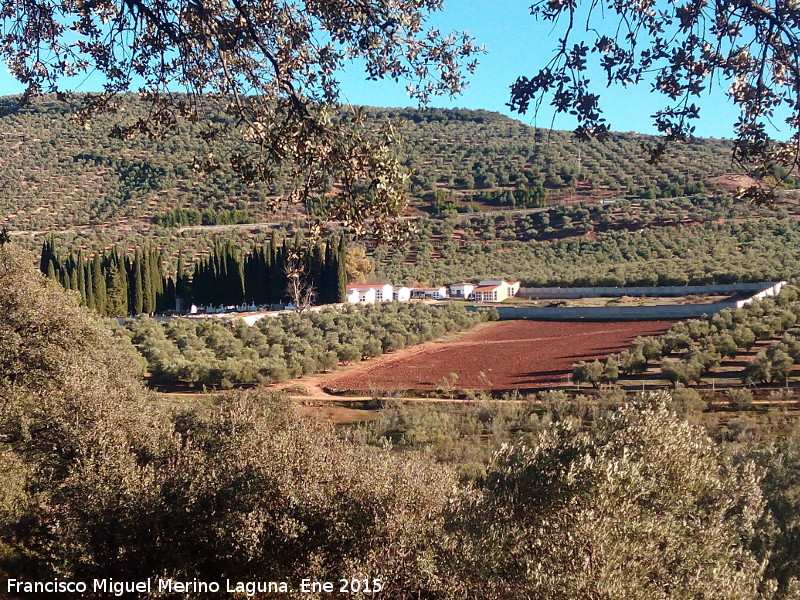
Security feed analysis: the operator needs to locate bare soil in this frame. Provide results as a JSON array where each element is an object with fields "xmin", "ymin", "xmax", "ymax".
[
  {"xmin": 706, "ymin": 173, "xmax": 763, "ymax": 193},
  {"xmin": 294, "ymin": 404, "xmax": 380, "ymax": 425},
  {"xmin": 321, "ymin": 320, "xmax": 677, "ymax": 392}
]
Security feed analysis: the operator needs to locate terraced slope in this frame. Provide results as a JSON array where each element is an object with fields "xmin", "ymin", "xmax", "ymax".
[{"xmin": 0, "ymin": 96, "xmax": 741, "ymax": 232}]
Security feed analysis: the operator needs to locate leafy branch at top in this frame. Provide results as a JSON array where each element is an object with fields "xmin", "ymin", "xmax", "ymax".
[
  {"xmin": 509, "ymin": 0, "xmax": 800, "ymax": 202},
  {"xmin": 0, "ymin": 0, "xmax": 481, "ymax": 242}
]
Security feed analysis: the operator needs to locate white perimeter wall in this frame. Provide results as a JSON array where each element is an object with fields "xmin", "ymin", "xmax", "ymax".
[
  {"xmin": 520, "ymin": 282, "xmax": 783, "ymax": 299},
  {"xmin": 471, "ymin": 282, "xmax": 787, "ymax": 321}
]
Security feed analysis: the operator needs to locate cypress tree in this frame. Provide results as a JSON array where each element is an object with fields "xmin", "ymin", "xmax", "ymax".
[
  {"xmin": 220, "ymin": 244, "xmax": 230, "ymax": 305},
  {"xmin": 141, "ymin": 246, "xmax": 153, "ymax": 313},
  {"xmin": 152, "ymin": 251, "xmax": 166, "ymax": 313},
  {"xmin": 322, "ymin": 240, "xmax": 336, "ymax": 304},
  {"xmin": 58, "ymin": 265, "xmax": 68, "ymax": 288},
  {"xmin": 85, "ymin": 261, "xmax": 95, "ymax": 311},
  {"xmin": 263, "ymin": 238, "xmax": 273, "ymax": 304},
  {"xmin": 190, "ymin": 259, "xmax": 201, "ymax": 306},
  {"xmin": 163, "ymin": 277, "xmax": 176, "ymax": 312},
  {"xmin": 68, "ymin": 265, "xmax": 78, "ymax": 292},
  {"xmin": 272, "ymin": 239, "xmax": 288, "ymax": 303},
  {"xmin": 309, "ymin": 243, "xmax": 323, "ymax": 302},
  {"xmin": 259, "ymin": 245, "xmax": 270, "ymax": 304},
  {"xmin": 132, "ymin": 249, "xmax": 144, "ymax": 315},
  {"xmin": 191, "ymin": 257, "xmax": 210, "ymax": 306},
  {"xmin": 244, "ymin": 250, "xmax": 255, "ymax": 304},
  {"xmin": 76, "ymin": 251, "xmax": 86, "ymax": 305},
  {"xmin": 227, "ymin": 243, "xmax": 245, "ymax": 305},
  {"xmin": 118, "ymin": 252, "xmax": 129, "ymax": 310},
  {"xmin": 39, "ymin": 239, "xmax": 49, "ymax": 274},
  {"xmin": 91, "ymin": 253, "xmax": 106, "ymax": 315},
  {"xmin": 211, "ymin": 242, "xmax": 222, "ymax": 306},
  {"xmin": 337, "ymin": 235, "xmax": 347, "ymax": 303},
  {"xmin": 176, "ymin": 254, "xmax": 188, "ymax": 312},
  {"xmin": 265, "ymin": 236, "xmax": 277, "ymax": 304},
  {"xmin": 152, "ymin": 250, "xmax": 164, "ymax": 301},
  {"xmin": 105, "ymin": 262, "xmax": 128, "ymax": 317},
  {"xmin": 125, "ymin": 255, "xmax": 136, "ymax": 311},
  {"xmin": 39, "ymin": 238, "xmax": 56, "ymax": 275}
]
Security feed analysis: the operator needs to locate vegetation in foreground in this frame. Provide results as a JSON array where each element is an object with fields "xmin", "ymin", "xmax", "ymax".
[{"xmin": 2, "ymin": 243, "xmax": 800, "ymax": 599}]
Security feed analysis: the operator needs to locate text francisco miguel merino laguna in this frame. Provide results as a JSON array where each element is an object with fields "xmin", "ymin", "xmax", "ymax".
[{"xmin": 7, "ymin": 577, "xmax": 385, "ymax": 596}]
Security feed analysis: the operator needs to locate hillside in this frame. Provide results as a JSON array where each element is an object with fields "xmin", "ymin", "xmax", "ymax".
[{"xmin": 0, "ymin": 95, "xmax": 743, "ymax": 233}]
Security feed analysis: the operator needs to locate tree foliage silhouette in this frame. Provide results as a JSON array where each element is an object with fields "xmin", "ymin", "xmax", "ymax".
[
  {"xmin": 510, "ymin": 0, "xmax": 800, "ymax": 201},
  {"xmin": 0, "ymin": 0, "xmax": 480, "ymax": 242}
]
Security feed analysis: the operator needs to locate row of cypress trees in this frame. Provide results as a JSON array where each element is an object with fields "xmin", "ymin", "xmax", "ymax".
[
  {"xmin": 192, "ymin": 236, "xmax": 347, "ymax": 307},
  {"xmin": 40, "ymin": 235, "xmax": 347, "ymax": 315},
  {"xmin": 40, "ymin": 239, "xmax": 175, "ymax": 317}
]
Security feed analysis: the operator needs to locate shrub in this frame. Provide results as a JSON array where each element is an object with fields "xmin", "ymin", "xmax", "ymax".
[{"xmin": 444, "ymin": 399, "xmax": 768, "ymax": 600}]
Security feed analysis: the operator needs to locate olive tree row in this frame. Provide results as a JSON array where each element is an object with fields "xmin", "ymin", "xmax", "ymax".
[
  {"xmin": 127, "ymin": 302, "xmax": 497, "ymax": 387},
  {"xmin": 589, "ymin": 288, "xmax": 800, "ymax": 389}
]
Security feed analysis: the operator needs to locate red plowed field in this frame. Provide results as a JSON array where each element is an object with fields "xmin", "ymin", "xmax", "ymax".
[{"xmin": 324, "ymin": 320, "xmax": 676, "ymax": 391}]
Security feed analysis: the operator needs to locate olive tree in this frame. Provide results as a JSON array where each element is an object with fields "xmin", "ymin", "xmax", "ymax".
[
  {"xmin": 511, "ymin": 0, "xmax": 800, "ymax": 200},
  {"xmin": 18, "ymin": 390, "xmax": 459, "ymax": 597},
  {"xmin": 0, "ymin": 244, "xmax": 461, "ymax": 598},
  {"xmin": 0, "ymin": 0, "xmax": 480, "ymax": 242},
  {"xmin": 572, "ymin": 359, "xmax": 603, "ymax": 388},
  {"xmin": 444, "ymin": 398, "xmax": 770, "ymax": 600},
  {"xmin": 0, "ymin": 244, "xmax": 146, "ymax": 470}
]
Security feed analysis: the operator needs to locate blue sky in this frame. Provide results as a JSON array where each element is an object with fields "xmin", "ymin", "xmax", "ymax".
[
  {"xmin": 335, "ymin": 0, "xmax": 748, "ymax": 139},
  {"xmin": 0, "ymin": 0, "xmax": 762, "ymax": 139}
]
